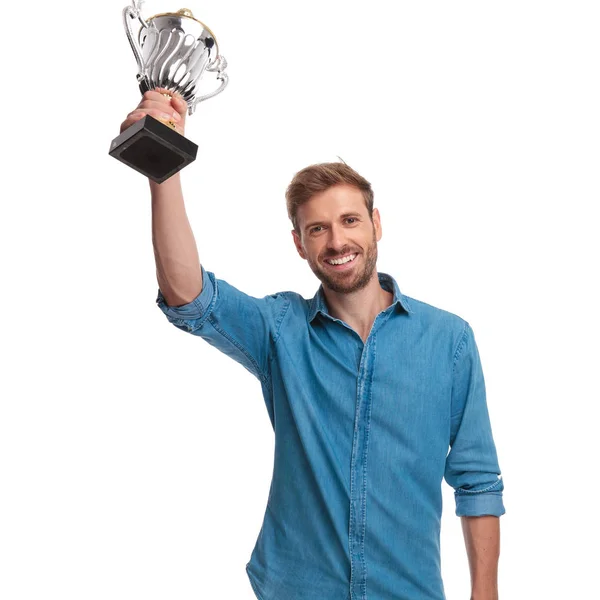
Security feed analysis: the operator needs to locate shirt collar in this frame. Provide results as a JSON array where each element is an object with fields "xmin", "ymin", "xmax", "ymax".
[{"xmin": 308, "ymin": 272, "xmax": 413, "ymax": 322}]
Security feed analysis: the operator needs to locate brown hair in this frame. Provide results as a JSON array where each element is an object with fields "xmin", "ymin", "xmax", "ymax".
[{"xmin": 285, "ymin": 161, "xmax": 374, "ymax": 233}]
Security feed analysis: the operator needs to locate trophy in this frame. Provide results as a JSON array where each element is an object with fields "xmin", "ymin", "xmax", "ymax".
[{"xmin": 109, "ymin": 1, "xmax": 228, "ymax": 183}]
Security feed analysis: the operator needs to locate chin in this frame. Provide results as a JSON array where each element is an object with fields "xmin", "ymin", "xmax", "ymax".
[{"xmin": 322, "ymin": 272, "xmax": 371, "ymax": 294}]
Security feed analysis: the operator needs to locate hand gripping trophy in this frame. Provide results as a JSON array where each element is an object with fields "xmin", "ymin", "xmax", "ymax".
[{"xmin": 109, "ymin": 1, "xmax": 228, "ymax": 183}]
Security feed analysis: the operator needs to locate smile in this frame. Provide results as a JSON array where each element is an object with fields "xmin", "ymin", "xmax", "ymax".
[{"xmin": 324, "ymin": 253, "xmax": 357, "ymax": 267}]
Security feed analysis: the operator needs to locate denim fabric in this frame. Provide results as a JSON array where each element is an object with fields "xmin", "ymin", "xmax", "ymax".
[{"xmin": 156, "ymin": 267, "xmax": 505, "ymax": 600}]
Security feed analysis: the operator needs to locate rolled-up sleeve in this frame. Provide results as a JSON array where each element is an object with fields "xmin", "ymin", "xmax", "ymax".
[
  {"xmin": 156, "ymin": 266, "xmax": 290, "ymax": 384},
  {"xmin": 444, "ymin": 321, "xmax": 506, "ymax": 517},
  {"xmin": 156, "ymin": 266, "xmax": 216, "ymax": 323}
]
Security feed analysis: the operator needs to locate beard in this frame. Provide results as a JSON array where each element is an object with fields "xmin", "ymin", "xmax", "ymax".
[{"xmin": 306, "ymin": 227, "xmax": 378, "ymax": 294}]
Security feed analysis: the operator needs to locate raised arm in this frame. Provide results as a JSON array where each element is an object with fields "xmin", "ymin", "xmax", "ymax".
[
  {"xmin": 150, "ymin": 171, "xmax": 202, "ymax": 306},
  {"xmin": 119, "ymin": 88, "xmax": 292, "ymax": 384},
  {"xmin": 120, "ymin": 88, "xmax": 202, "ymax": 306}
]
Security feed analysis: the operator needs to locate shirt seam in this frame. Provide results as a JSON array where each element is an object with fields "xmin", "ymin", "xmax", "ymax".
[
  {"xmin": 450, "ymin": 320, "xmax": 470, "ymax": 421},
  {"xmin": 455, "ymin": 477, "xmax": 503, "ymax": 495},
  {"xmin": 189, "ymin": 270, "xmax": 219, "ymax": 328},
  {"xmin": 206, "ymin": 315, "xmax": 269, "ymax": 385},
  {"xmin": 201, "ymin": 274, "xmax": 285, "ymax": 386},
  {"xmin": 452, "ymin": 320, "xmax": 469, "ymax": 371},
  {"xmin": 272, "ymin": 293, "xmax": 292, "ymax": 345},
  {"xmin": 267, "ymin": 293, "xmax": 292, "ymax": 367},
  {"xmin": 262, "ymin": 294, "xmax": 292, "ymax": 388},
  {"xmin": 204, "ymin": 282, "xmax": 291, "ymax": 385}
]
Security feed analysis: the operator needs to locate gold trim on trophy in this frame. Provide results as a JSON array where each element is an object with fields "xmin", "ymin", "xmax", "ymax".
[{"xmin": 147, "ymin": 8, "xmax": 219, "ymax": 54}]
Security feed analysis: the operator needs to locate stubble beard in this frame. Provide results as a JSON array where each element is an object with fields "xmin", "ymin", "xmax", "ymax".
[{"xmin": 308, "ymin": 228, "xmax": 378, "ymax": 294}]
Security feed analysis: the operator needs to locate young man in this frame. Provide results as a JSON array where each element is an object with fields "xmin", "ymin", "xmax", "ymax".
[{"xmin": 123, "ymin": 90, "xmax": 506, "ymax": 600}]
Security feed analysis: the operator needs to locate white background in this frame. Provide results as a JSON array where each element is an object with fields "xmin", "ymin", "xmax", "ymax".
[{"xmin": 1, "ymin": 0, "xmax": 599, "ymax": 598}]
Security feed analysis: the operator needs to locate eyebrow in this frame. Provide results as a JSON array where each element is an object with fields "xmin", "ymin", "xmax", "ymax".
[{"xmin": 304, "ymin": 212, "xmax": 362, "ymax": 232}]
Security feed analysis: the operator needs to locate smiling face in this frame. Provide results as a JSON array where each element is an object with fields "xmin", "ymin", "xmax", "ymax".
[{"xmin": 292, "ymin": 184, "xmax": 382, "ymax": 294}]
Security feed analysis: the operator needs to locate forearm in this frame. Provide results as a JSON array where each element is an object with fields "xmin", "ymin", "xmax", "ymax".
[
  {"xmin": 150, "ymin": 173, "xmax": 202, "ymax": 306},
  {"xmin": 461, "ymin": 515, "xmax": 500, "ymax": 600}
]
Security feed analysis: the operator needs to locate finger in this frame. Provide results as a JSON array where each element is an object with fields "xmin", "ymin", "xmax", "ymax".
[
  {"xmin": 138, "ymin": 98, "xmax": 178, "ymax": 112},
  {"xmin": 134, "ymin": 102, "xmax": 183, "ymax": 123},
  {"xmin": 152, "ymin": 87, "xmax": 188, "ymax": 117},
  {"xmin": 138, "ymin": 108, "xmax": 182, "ymax": 122},
  {"xmin": 120, "ymin": 111, "xmax": 149, "ymax": 133},
  {"xmin": 140, "ymin": 89, "xmax": 173, "ymax": 106},
  {"xmin": 153, "ymin": 86, "xmax": 181, "ymax": 99},
  {"xmin": 120, "ymin": 109, "xmax": 184, "ymax": 134},
  {"xmin": 170, "ymin": 95, "xmax": 188, "ymax": 118}
]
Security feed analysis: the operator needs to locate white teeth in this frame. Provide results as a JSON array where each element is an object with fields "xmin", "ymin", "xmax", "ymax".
[{"xmin": 326, "ymin": 254, "xmax": 356, "ymax": 265}]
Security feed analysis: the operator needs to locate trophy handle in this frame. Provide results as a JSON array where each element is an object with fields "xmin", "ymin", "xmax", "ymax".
[
  {"xmin": 188, "ymin": 55, "xmax": 229, "ymax": 115},
  {"xmin": 123, "ymin": 4, "xmax": 149, "ymax": 77}
]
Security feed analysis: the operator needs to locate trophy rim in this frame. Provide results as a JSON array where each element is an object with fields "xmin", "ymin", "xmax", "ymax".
[{"xmin": 147, "ymin": 11, "xmax": 219, "ymax": 55}]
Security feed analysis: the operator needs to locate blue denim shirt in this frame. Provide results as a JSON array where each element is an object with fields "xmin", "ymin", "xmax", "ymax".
[{"xmin": 156, "ymin": 267, "xmax": 505, "ymax": 600}]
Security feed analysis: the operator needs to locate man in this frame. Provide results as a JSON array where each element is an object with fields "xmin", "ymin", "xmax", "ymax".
[{"xmin": 122, "ymin": 90, "xmax": 506, "ymax": 600}]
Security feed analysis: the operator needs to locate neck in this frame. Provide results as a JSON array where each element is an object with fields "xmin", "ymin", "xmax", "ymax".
[{"xmin": 321, "ymin": 272, "xmax": 394, "ymax": 342}]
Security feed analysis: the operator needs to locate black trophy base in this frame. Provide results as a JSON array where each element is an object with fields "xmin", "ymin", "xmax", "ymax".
[{"xmin": 108, "ymin": 115, "xmax": 198, "ymax": 184}]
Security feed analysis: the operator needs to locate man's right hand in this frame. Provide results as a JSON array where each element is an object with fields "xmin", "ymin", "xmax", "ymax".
[{"xmin": 120, "ymin": 88, "xmax": 188, "ymax": 136}]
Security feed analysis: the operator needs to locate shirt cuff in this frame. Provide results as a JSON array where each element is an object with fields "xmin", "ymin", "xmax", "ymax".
[
  {"xmin": 155, "ymin": 266, "xmax": 215, "ymax": 322},
  {"xmin": 455, "ymin": 491, "xmax": 506, "ymax": 517}
]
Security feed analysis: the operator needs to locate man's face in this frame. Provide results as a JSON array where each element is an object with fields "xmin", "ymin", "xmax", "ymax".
[{"xmin": 292, "ymin": 184, "xmax": 382, "ymax": 294}]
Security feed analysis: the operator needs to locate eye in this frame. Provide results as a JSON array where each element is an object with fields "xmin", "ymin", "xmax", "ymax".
[
  {"xmin": 345, "ymin": 217, "xmax": 358, "ymax": 224},
  {"xmin": 310, "ymin": 225, "xmax": 323, "ymax": 234}
]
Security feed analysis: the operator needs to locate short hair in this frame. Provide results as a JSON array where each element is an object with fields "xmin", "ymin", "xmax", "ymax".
[{"xmin": 285, "ymin": 161, "xmax": 374, "ymax": 233}]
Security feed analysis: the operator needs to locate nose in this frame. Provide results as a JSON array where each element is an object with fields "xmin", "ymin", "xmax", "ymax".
[{"xmin": 326, "ymin": 223, "xmax": 349, "ymax": 253}]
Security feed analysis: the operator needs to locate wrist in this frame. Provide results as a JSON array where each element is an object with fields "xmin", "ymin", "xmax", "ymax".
[{"xmin": 149, "ymin": 171, "xmax": 182, "ymax": 191}]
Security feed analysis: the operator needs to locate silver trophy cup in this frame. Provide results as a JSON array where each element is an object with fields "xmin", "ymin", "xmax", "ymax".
[{"xmin": 109, "ymin": 1, "xmax": 229, "ymax": 183}]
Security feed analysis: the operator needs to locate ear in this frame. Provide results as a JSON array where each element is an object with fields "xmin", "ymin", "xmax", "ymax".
[
  {"xmin": 292, "ymin": 229, "xmax": 307, "ymax": 260},
  {"xmin": 372, "ymin": 208, "xmax": 383, "ymax": 242}
]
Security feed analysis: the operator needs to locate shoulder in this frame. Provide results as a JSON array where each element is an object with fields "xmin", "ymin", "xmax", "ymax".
[
  {"xmin": 401, "ymin": 293, "xmax": 470, "ymax": 357},
  {"xmin": 403, "ymin": 294, "xmax": 467, "ymax": 328},
  {"xmin": 266, "ymin": 289, "xmax": 311, "ymax": 314}
]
